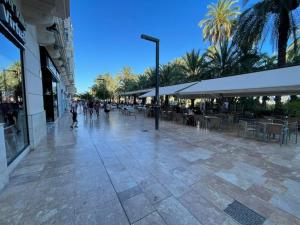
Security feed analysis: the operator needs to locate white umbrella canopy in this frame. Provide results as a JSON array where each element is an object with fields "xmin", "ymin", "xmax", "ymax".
[
  {"xmin": 140, "ymin": 82, "xmax": 198, "ymax": 98},
  {"xmin": 122, "ymin": 88, "xmax": 154, "ymax": 96},
  {"xmin": 179, "ymin": 65, "xmax": 300, "ymax": 98}
]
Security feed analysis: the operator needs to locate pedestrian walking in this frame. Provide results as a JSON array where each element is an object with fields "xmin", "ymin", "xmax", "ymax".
[
  {"xmin": 70, "ymin": 106, "xmax": 78, "ymax": 129},
  {"xmin": 83, "ymin": 101, "xmax": 88, "ymax": 116},
  {"xmin": 88, "ymin": 101, "xmax": 94, "ymax": 117},
  {"xmin": 94, "ymin": 101, "xmax": 100, "ymax": 118},
  {"xmin": 104, "ymin": 101, "xmax": 111, "ymax": 117}
]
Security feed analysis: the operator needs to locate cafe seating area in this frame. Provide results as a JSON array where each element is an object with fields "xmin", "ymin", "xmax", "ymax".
[
  {"xmin": 135, "ymin": 105, "xmax": 299, "ymax": 146},
  {"xmin": 120, "ymin": 65, "xmax": 300, "ymax": 146}
]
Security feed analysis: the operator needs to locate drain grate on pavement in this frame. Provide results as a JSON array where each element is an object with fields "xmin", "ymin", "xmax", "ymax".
[{"xmin": 224, "ymin": 200, "xmax": 266, "ymax": 225}]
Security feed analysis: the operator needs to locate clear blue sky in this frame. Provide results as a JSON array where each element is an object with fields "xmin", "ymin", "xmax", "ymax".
[{"xmin": 71, "ymin": 0, "xmax": 257, "ymax": 93}]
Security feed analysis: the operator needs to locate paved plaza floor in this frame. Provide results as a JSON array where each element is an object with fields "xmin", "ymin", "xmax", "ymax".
[{"xmin": 1, "ymin": 110, "xmax": 300, "ymax": 225}]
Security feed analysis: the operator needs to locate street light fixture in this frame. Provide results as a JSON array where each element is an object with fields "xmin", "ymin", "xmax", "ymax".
[{"xmin": 141, "ymin": 34, "xmax": 160, "ymax": 130}]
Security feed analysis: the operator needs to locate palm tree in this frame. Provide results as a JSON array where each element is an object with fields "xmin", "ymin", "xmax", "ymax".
[
  {"xmin": 144, "ymin": 67, "xmax": 156, "ymax": 88},
  {"xmin": 137, "ymin": 74, "xmax": 151, "ymax": 89},
  {"xmin": 287, "ymin": 29, "xmax": 300, "ymax": 63},
  {"xmin": 181, "ymin": 49, "xmax": 206, "ymax": 81},
  {"xmin": 257, "ymin": 54, "xmax": 277, "ymax": 70},
  {"xmin": 236, "ymin": 49, "xmax": 263, "ymax": 73},
  {"xmin": 199, "ymin": 0, "xmax": 240, "ymax": 44},
  {"xmin": 160, "ymin": 64, "xmax": 176, "ymax": 86},
  {"xmin": 234, "ymin": 0, "xmax": 300, "ymax": 66},
  {"xmin": 160, "ymin": 62, "xmax": 186, "ymax": 86},
  {"xmin": 204, "ymin": 40, "xmax": 238, "ymax": 78}
]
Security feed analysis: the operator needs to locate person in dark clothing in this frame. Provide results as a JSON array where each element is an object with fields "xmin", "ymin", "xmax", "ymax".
[
  {"xmin": 70, "ymin": 108, "xmax": 78, "ymax": 129},
  {"xmin": 104, "ymin": 101, "xmax": 111, "ymax": 117},
  {"xmin": 88, "ymin": 101, "xmax": 94, "ymax": 116},
  {"xmin": 94, "ymin": 101, "xmax": 100, "ymax": 118}
]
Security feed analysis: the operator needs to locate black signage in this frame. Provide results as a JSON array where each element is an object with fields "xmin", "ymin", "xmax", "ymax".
[{"xmin": 0, "ymin": 0, "xmax": 25, "ymax": 43}]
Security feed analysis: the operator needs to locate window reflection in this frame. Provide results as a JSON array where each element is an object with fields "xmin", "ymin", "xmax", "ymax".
[{"xmin": 0, "ymin": 33, "xmax": 29, "ymax": 164}]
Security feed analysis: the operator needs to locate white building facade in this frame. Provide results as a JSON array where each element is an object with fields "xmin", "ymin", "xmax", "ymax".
[{"xmin": 0, "ymin": 0, "xmax": 75, "ymax": 190}]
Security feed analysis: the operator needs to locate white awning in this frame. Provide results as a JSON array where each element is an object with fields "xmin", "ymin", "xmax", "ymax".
[
  {"xmin": 179, "ymin": 65, "xmax": 300, "ymax": 97},
  {"xmin": 122, "ymin": 88, "xmax": 153, "ymax": 96},
  {"xmin": 140, "ymin": 82, "xmax": 198, "ymax": 98}
]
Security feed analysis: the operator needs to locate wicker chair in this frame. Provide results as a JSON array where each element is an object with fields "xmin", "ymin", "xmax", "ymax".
[
  {"xmin": 287, "ymin": 122, "xmax": 298, "ymax": 144},
  {"xmin": 266, "ymin": 123, "xmax": 284, "ymax": 145},
  {"xmin": 238, "ymin": 120, "xmax": 256, "ymax": 137},
  {"xmin": 206, "ymin": 117, "xmax": 221, "ymax": 130}
]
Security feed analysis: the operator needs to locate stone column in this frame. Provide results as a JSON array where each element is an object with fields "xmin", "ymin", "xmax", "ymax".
[{"xmin": 0, "ymin": 123, "xmax": 8, "ymax": 191}]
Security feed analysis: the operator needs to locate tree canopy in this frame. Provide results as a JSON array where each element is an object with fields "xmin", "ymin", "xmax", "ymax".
[{"xmin": 80, "ymin": 0, "xmax": 300, "ymax": 100}]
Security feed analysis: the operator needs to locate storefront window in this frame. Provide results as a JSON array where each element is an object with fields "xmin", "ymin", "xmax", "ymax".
[{"xmin": 0, "ymin": 33, "xmax": 29, "ymax": 164}]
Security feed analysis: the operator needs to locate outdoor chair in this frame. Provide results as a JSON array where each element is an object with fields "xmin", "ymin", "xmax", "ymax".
[
  {"xmin": 173, "ymin": 113, "xmax": 183, "ymax": 124},
  {"xmin": 237, "ymin": 120, "xmax": 256, "ymax": 138},
  {"xmin": 287, "ymin": 122, "xmax": 298, "ymax": 144},
  {"xmin": 161, "ymin": 111, "xmax": 173, "ymax": 121},
  {"xmin": 120, "ymin": 107, "xmax": 126, "ymax": 114},
  {"xmin": 206, "ymin": 117, "xmax": 221, "ymax": 130},
  {"xmin": 255, "ymin": 122, "xmax": 267, "ymax": 141},
  {"xmin": 199, "ymin": 115, "xmax": 206, "ymax": 128},
  {"xmin": 111, "ymin": 105, "xmax": 117, "ymax": 111},
  {"xmin": 266, "ymin": 123, "xmax": 284, "ymax": 145},
  {"xmin": 227, "ymin": 114, "xmax": 234, "ymax": 124},
  {"xmin": 194, "ymin": 115, "xmax": 202, "ymax": 128},
  {"xmin": 184, "ymin": 115, "xmax": 196, "ymax": 126},
  {"xmin": 126, "ymin": 107, "xmax": 136, "ymax": 118}
]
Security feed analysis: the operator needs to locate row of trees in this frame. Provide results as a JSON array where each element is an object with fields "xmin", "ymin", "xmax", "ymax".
[{"xmin": 80, "ymin": 0, "xmax": 300, "ymax": 101}]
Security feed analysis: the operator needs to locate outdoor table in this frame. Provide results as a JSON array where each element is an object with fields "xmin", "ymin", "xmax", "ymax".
[{"xmin": 204, "ymin": 116, "xmax": 221, "ymax": 130}]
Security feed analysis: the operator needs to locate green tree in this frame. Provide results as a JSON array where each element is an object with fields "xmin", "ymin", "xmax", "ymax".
[
  {"xmin": 143, "ymin": 67, "xmax": 156, "ymax": 88},
  {"xmin": 92, "ymin": 73, "xmax": 117, "ymax": 100},
  {"xmin": 287, "ymin": 29, "xmax": 300, "ymax": 63},
  {"xmin": 204, "ymin": 40, "xmax": 238, "ymax": 78},
  {"xmin": 160, "ymin": 62, "xmax": 186, "ymax": 86},
  {"xmin": 234, "ymin": 0, "xmax": 299, "ymax": 67},
  {"xmin": 199, "ymin": 0, "xmax": 240, "ymax": 44},
  {"xmin": 181, "ymin": 49, "xmax": 206, "ymax": 81},
  {"xmin": 256, "ymin": 54, "xmax": 277, "ymax": 70},
  {"xmin": 116, "ymin": 67, "xmax": 138, "ymax": 93},
  {"xmin": 137, "ymin": 74, "xmax": 151, "ymax": 89},
  {"xmin": 235, "ymin": 49, "xmax": 262, "ymax": 74},
  {"xmin": 78, "ymin": 92, "xmax": 93, "ymax": 101},
  {"xmin": 235, "ymin": 0, "xmax": 300, "ymax": 109}
]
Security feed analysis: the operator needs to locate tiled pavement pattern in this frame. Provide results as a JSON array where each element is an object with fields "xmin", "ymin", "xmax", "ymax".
[{"xmin": 1, "ymin": 111, "xmax": 300, "ymax": 225}]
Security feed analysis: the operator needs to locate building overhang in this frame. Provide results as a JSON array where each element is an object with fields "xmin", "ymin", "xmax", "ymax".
[{"xmin": 21, "ymin": 0, "xmax": 70, "ymax": 24}]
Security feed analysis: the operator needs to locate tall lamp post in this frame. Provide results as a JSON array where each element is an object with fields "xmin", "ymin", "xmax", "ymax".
[{"xmin": 141, "ymin": 34, "xmax": 160, "ymax": 130}]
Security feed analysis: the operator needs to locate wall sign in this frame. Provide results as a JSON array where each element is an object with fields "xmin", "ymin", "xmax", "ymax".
[{"xmin": 0, "ymin": 0, "xmax": 26, "ymax": 44}]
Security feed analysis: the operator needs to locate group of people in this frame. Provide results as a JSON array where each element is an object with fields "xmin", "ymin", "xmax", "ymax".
[{"xmin": 70, "ymin": 100, "xmax": 112, "ymax": 129}]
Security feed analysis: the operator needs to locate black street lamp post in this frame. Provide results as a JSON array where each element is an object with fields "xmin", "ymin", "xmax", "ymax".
[{"xmin": 141, "ymin": 34, "xmax": 160, "ymax": 130}]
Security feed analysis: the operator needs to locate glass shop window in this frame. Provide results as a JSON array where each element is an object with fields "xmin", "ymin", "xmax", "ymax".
[{"xmin": 0, "ymin": 33, "xmax": 29, "ymax": 164}]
